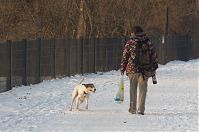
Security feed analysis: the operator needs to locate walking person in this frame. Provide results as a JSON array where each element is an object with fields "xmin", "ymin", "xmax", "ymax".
[{"xmin": 120, "ymin": 26, "xmax": 158, "ymax": 115}]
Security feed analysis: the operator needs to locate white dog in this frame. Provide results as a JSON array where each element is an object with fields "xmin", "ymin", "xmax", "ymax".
[{"xmin": 69, "ymin": 77, "xmax": 96, "ymax": 111}]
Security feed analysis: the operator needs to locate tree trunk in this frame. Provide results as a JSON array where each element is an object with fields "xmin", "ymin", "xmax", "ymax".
[{"xmin": 76, "ymin": 0, "xmax": 85, "ymax": 39}]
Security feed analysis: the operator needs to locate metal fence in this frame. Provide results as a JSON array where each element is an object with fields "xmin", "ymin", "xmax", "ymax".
[
  {"xmin": 151, "ymin": 35, "xmax": 194, "ymax": 64},
  {"xmin": 0, "ymin": 35, "xmax": 196, "ymax": 92}
]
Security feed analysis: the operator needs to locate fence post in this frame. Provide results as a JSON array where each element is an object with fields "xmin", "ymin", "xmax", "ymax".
[
  {"xmin": 8, "ymin": 40, "xmax": 12, "ymax": 90},
  {"xmin": 53, "ymin": 38, "xmax": 56, "ymax": 78},
  {"xmin": 164, "ymin": 35, "xmax": 168, "ymax": 63},
  {"xmin": 23, "ymin": 39, "xmax": 27, "ymax": 85},
  {"xmin": 115, "ymin": 39, "xmax": 119, "ymax": 70},
  {"xmin": 190, "ymin": 36, "xmax": 193, "ymax": 59},
  {"xmin": 115, "ymin": 46, "xmax": 118, "ymax": 70},
  {"xmin": 66, "ymin": 38, "xmax": 71, "ymax": 77},
  {"xmin": 38, "ymin": 38, "xmax": 41, "ymax": 82},
  {"xmin": 80, "ymin": 37, "xmax": 84, "ymax": 75},
  {"xmin": 105, "ymin": 38, "xmax": 108, "ymax": 71},
  {"xmin": 93, "ymin": 37, "xmax": 96, "ymax": 73},
  {"xmin": 69, "ymin": 38, "xmax": 71, "ymax": 77}
]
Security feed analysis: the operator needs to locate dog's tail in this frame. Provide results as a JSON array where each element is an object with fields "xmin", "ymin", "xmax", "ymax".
[{"xmin": 78, "ymin": 76, "xmax": 84, "ymax": 85}]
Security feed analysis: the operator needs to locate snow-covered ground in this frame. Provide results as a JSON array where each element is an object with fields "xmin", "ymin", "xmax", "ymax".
[{"xmin": 0, "ymin": 59, "xmax": 198, "ymax": 132}]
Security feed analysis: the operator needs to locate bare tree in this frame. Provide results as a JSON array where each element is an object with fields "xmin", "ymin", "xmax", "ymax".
[
  {"xmin": 0, "ymin": 0, "xmax": 198, "ymax": 40},
  {"xmin": 76, "ymin": 0, "xmax": 85, "ymax": 38}
]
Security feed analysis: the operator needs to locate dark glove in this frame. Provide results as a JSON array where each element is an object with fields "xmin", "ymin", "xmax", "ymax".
[
  {"xmin": 152, "ymin": 75, "xmax": 157, "ymax": 84},
  {"xmin": 121, "ymin": 70, "xmax": 124, "ymax": 75}
]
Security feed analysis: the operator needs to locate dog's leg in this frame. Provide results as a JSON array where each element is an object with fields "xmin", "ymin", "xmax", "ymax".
[
  {"xmin": 70, "ymin": 88, "xmax": 78, "ymax": 111},
  {"xmin": 69, "ymin": 96, "xmax": 76, "ymax": 111},
  {"xmin": 76, "ymin": 97, "xmax": 80, "ymax": 110},
  {"xmin": 85, "ymin": 97, "xmax": 88, "ymax": 110}
]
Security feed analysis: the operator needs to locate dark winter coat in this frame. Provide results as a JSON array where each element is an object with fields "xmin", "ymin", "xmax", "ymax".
[{"xmin": 120, "ymin": 32, "xmax": 158, "ymax": 77}]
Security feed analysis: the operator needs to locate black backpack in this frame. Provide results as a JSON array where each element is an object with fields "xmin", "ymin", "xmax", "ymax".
[{"xmin": 135, "ymin": 40, "xmax": 158, "ymax": 79}]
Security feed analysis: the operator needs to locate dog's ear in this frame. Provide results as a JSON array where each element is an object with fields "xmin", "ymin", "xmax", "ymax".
[
  {"xmin": 82, "ymin": 84, "xmax": 88, "ymax": 88},
  {"xmin": 82, "ymin": 84, "xmax": 94, "ymax": 88},
  {"xmin": 89, "ymin": 84, "xmax": 94, "ymax": 88}
]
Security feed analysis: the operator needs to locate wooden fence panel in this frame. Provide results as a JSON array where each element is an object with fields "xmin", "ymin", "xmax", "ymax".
[
  {"xmin": 11, "ymin": 40, "xmax": 26, "ymax": 87},
  {"xmin": 64, "ymin": 39, "xmax": 71, "ymax": 76},
  {"xmin": 70, "ymin": 38, "xmax": 82, "ymax": 75},
  {"xmin": 0, "ymin": 35, "xmax": 196, "ymax": 93},
  {"xmin": 0, "ymin": 41, "xmax": 11, "ymax": 92},
  {"xmin": 83, "ymin": 38, "xmax": 95, "ymax": 73},
  {"xmin": 55, "ymin": 38, "xmax": 65, "ymax": 78},
  {"xmin": 26, "ymin": 39, "xmax": 40, "ymax": 84},
  {"xmin": 40, "ymin": 39, "xmax": 55, "ymax": 80}
]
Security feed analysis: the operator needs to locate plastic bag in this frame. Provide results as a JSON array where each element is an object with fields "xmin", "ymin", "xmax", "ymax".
[{"xmin": 114, "ymin": 75, "xmax": 124, "ymax": 103}]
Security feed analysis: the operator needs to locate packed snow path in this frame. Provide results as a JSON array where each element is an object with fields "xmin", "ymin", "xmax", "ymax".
[{"xmin": 0, "ymin": 59, "xmax": 198, "ymax": 132}]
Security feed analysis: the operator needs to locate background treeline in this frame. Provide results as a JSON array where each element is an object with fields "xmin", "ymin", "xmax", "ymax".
[{"xmin": 0, "ymin": 0, "xmax": 198, "ymax": 40}]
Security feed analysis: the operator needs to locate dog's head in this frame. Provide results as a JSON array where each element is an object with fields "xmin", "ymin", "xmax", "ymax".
[{"xmin": 82, "ymin": 83, "xmax": 96, "ymax": 93}]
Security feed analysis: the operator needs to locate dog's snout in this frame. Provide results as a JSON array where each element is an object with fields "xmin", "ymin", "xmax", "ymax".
[{"xmin": 94, "ymin": 88, "xmax": 96, "ymax": 92}]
